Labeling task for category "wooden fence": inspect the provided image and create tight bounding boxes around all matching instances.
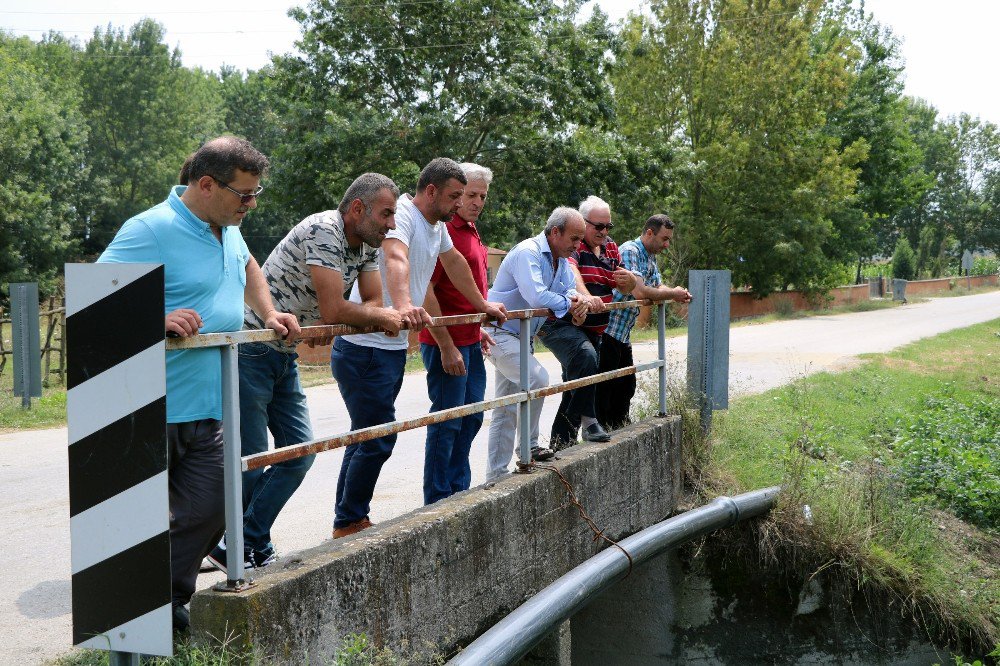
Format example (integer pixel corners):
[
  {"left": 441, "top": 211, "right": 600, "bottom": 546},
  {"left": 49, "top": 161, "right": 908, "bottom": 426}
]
[{"left": 0, "top": 295, "right": 67, "bottom": 386}]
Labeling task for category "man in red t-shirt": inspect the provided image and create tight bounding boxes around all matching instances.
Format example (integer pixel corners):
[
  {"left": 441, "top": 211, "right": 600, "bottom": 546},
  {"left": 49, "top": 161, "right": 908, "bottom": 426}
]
[{"left": 419, "top": 163, "right": 496, "bottom": 504}]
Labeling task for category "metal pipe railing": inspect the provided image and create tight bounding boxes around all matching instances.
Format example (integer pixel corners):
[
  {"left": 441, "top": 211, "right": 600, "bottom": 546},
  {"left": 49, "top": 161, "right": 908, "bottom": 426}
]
[
  {"left": 167, "top": 299, "right": 670, "bottom": 588},
  {"left": 447, "top": 486, "right": 781, "bottom": 666}
]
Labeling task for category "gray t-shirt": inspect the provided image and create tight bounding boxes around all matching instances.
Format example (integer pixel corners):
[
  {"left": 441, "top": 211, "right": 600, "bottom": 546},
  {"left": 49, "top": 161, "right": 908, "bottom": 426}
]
[
  {"left": 246, "top": 209, "right": 379, "bottom": 350},
  {"left": 343, "top": 194, "right": 453, "bottom": 350}
]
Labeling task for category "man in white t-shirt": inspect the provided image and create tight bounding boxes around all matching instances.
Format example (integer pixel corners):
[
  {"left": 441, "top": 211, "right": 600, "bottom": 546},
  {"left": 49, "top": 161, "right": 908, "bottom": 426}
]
[{"left": 331, "top": 158, "right": 508, "bottom": 538}]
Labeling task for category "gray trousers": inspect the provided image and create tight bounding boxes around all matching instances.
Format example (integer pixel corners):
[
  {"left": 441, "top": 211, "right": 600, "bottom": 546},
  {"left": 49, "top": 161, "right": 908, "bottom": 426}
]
[
  {"left": 167, "top": 419, "right": 225, "bottom": 607},
  {"left": 485, "top": 328, "right": 549, "bottom": 481}
]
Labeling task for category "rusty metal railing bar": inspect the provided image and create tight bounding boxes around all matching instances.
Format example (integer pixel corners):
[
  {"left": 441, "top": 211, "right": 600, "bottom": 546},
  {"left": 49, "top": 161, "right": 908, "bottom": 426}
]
[
  {"left": 165, "top": 300, "right": 656, "bottom": 350},
  {"left": 242, "top": 359, "right": 664, "bottom": 472}
]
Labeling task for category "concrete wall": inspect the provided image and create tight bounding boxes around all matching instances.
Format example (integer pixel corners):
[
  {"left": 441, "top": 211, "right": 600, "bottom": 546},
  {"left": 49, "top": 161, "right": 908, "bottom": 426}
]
[
  {"left": 191, "top": 416, "right": 682, "bottom": 664},
  {"left": 901, "top": 274, "right": 998, "bottom": 296}
]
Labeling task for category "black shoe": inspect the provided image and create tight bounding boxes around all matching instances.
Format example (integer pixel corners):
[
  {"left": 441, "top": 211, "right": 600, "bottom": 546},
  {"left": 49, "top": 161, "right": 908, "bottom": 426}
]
[
  {"left": 581, "top": 423, "right": 611, "bottom": 443},
  {"left": 531, "top": 446, "right": 555, "bottom": 462},
  {"left": 205, "top": 542, "right": 277, "bottom": 577},
  {"left": 172, "top": 604, "right": 190, "bottom": 633}
]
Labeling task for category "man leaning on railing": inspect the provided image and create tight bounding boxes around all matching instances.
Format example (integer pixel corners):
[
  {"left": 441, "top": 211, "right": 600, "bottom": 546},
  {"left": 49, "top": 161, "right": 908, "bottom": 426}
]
[
  {"left": 539, "top": 195, "right": 638, "bottom": 448},
  {"left": 204, "top": 173, "right": 404, "bottom": 577},
  {"left": 97, "top": 136, "right": 300, "bottom": 634},
  {"left": 596, "top": 214, "right": 692, "bottom": 430},
  {"left": 418, "top": 163, "right": 497, "bottom": 506},
  {"left": 484, "top": 207, "right": 596, "bottom": 481},
  {"left": 330, "top": 158, "right": 507, "bottom": 539}
]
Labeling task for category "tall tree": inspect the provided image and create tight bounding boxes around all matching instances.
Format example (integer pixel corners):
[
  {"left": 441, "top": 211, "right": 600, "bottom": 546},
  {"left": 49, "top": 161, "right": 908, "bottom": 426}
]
[
  {"left": 255, "top": 0, "right": 669, "bottom": 252},
  {"left": 78, "top": 19, "right": 224, "bottom": 256},
  {"left": 615, "top": 0, "right": 867, "bottom": 296},
  {"left": 0, "top": 34, "right": 90, "bottom": 294},
  {"left": 825, "top": 14, "right": 929, "bottom": 277}
]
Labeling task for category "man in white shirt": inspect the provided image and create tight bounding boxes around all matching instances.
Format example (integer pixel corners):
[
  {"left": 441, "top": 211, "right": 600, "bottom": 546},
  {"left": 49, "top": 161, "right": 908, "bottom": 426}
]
[{"left": 331, "top": 158, "right": 507, "bottom": 538}]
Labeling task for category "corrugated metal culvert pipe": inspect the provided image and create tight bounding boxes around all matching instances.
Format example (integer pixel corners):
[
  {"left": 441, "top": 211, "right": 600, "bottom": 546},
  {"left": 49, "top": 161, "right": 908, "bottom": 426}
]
[{"left": 448, "top": 487, "right": 782, "bottom": 666}]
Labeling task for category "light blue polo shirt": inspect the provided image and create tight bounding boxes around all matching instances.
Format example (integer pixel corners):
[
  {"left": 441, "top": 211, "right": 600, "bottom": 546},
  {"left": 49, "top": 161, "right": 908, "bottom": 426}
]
[{"left": 99, "top": 185, "right": 250, "bottom": 423}]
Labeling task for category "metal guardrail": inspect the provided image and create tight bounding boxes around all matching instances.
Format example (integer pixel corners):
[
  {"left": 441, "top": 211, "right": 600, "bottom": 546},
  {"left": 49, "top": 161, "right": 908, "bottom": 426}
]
[
  {"left": 166, "top": 299, "right": 671, "bottom": 588},
  {"left": 447, "top": 486, "right": 781, "bottom": 666}
]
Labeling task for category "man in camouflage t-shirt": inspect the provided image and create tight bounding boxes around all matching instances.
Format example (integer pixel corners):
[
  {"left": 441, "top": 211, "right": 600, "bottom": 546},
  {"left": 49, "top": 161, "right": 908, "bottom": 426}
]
[{"left": 206, "top": 173, "right": 404, "bottom": 575}]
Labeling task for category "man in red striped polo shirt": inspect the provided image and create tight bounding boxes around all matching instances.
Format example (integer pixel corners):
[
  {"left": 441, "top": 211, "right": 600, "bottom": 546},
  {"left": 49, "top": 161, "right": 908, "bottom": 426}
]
[{"left": 537, "top": 195, "right": 638, "bottom": 447}]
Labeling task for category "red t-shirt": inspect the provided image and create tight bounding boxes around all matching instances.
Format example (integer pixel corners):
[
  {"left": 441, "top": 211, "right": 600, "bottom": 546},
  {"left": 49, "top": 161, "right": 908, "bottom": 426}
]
[{"left": 418, "top": 213, "right": 489, "bottom": 347}]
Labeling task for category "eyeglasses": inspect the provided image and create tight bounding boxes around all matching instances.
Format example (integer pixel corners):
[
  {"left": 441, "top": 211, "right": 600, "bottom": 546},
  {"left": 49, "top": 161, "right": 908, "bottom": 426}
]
[
  {"left": 213, "top": 178, "right": 264, "bottom": 205},
  {"left": 584, "top": 218, "right": 614, "bottom": 232}
]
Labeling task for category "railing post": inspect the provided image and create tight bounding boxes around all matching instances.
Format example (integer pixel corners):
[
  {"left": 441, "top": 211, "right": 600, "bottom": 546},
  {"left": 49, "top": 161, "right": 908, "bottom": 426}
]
[
  {"left": 220, "top": 344, "right": 248, "bottom": 588},
  {"left": 109, "top": 652, "right": 139, "bottom": 666},
  {"left": 657, "top": 302, "right": 667, "bottom": 416},
  {"left": 517, "top": 317, "right": 532, "bottom": 472}
]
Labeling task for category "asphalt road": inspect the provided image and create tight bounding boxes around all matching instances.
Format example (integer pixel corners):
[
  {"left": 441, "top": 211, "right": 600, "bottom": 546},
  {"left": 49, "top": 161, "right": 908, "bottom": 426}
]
[{"left": 2, "top": 291, "right": 998, "bottom": 665}]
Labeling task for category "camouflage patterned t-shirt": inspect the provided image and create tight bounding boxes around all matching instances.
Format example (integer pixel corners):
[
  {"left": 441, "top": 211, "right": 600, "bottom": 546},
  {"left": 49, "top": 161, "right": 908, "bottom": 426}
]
[{"left": 245, "top": 209, "right": 379, "bottom": 350}]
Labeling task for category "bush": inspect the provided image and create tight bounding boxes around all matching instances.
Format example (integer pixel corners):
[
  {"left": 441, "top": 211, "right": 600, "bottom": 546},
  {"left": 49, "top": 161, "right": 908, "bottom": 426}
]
[
  {"left": 892, "top": 238, "right": 917, "bottom": 280},
  {"left": 892, "top": 388, "right": 1000, "bottom": 529}
]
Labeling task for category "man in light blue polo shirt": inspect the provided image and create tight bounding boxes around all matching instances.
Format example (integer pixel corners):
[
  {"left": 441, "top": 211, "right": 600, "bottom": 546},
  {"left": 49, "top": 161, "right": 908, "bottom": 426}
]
[
  {"left": 98, "top": 136, "right": 299, "bottom": 632},
  {"left": 484, "top": 207, "right": 591, "bottom": 480}
]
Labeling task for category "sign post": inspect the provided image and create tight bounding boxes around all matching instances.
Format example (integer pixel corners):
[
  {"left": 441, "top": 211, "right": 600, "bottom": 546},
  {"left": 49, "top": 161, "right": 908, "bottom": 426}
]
[
  {"left": 66, "top": 263, "right": 172, "bottom": 659},
  {"left": 686, "top": 270, "right": 731, "bottom": 432},
  {"left": 11, "top": 282, "right": 42, "bottom": 409}
]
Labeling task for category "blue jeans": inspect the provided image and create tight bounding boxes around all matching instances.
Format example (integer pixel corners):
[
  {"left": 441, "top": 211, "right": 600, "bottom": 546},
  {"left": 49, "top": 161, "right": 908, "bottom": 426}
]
[
  {"left": 331, "top": 338, "right": 406, "bottom": 529},
  {"left": 537, "top": 319, "right": 601, "bottom": 446},
  {"left": 421, "top": 342, "right": 487, "bottom": 504},
  {"left": 238, "top": 342, "right": 315, "bottom": 551}
]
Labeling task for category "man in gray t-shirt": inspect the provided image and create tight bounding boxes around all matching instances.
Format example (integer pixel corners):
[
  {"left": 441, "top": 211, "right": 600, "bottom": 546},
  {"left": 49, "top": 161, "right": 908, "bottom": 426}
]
[
  {"left": 331, "top": 158, "right": 508, "bottom": 539},
  {"left": 206, "top": 173, "right": 404, "bottom": 576}
]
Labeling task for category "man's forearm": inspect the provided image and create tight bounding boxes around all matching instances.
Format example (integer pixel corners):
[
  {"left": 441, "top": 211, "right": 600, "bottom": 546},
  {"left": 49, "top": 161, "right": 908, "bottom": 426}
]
[
  {"left": 322, "top": 299, "right": 392, "bottom": 329},
  {"left": 385, "top": 254, "right": 413, "bottom": 309}
]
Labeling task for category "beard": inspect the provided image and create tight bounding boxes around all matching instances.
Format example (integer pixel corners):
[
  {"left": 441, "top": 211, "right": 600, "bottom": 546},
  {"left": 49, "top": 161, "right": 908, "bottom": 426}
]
[{"left": 357, "top": 215, "right": 387, "bottom": 247}]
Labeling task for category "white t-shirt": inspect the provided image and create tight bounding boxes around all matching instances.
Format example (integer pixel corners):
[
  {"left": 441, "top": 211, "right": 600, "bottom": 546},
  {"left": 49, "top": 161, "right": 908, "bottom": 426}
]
[{"left": 343, "top": 194, "right": 454, "bottom": 350}]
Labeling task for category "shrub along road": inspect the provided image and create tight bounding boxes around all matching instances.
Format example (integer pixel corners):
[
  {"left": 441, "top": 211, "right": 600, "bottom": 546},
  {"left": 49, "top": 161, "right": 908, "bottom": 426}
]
[{"left": 2, "top": 290, "right": 999, "bottom": 665}]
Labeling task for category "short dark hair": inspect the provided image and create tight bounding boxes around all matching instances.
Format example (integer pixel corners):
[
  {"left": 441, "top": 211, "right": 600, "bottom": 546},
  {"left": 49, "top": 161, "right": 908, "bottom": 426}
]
[
  {"left": 186, "top": 136, "right": 269, "bottom": 183},
  {"left": 178, "top": 152, "right": 194, "bottom": 185},
  {"left": 544, "top": 207, "right": 583, "bottom": 235},
  {"left": 338, "top": 173, "right": 400, "bottom": 216},
  {"left": 644, "top": 213, "right": 675, "bottom": 234},
  {"left": 416, "top": 157, "right": 467, "bottom": 193}
]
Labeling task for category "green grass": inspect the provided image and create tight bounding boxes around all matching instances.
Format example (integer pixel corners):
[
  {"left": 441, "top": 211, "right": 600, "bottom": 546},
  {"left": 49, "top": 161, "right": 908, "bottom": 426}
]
[
  {"left": 50, "top": 632, "right": 439, "bottom": 665},
  {"left": 0, "top": 366, "right": 67, "bottom": 432},
  {"left": 702, "top": 319, "right": 1000, "bottom": 655}
]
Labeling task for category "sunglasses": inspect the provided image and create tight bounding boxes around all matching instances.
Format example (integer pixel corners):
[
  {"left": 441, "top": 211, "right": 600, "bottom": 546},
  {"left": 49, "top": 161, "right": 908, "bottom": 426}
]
[
  {"left": 584, "top": 218, "right": 614, "bottom": 232},
  {"left": 214, "top": 177, "right": 264, "bottom": 205}
]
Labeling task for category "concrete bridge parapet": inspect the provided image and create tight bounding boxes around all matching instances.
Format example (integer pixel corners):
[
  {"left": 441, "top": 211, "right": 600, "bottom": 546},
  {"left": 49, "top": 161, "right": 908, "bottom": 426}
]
[{"left": 191, "top": 416, "right": 682, "bottom": 663}]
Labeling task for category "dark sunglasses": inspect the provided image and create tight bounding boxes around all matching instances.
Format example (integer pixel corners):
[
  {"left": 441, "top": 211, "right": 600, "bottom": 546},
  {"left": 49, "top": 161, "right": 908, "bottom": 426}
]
[
  {"left": 584, "top": 218, "right": 614, "bottom": 232},
  {"left": 214, "top": 177, "right": 264, "bottom": 205}
]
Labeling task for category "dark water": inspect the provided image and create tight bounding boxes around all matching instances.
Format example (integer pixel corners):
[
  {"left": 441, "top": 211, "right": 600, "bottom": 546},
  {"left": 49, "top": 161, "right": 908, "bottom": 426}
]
[{"left": 569, "top": 551, "right": 952, "bottom": 665}]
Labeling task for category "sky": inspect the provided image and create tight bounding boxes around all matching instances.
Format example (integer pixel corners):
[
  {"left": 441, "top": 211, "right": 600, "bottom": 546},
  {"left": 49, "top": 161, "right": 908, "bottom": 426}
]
[{"left": 1, "top": 0, "right": 997, "bottom": 125}]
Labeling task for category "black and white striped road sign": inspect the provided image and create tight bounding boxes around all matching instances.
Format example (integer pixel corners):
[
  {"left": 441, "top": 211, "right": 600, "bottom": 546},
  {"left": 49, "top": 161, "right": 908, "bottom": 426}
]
[{"left": 66, "top": 263, "right": 172, "bottom": 657}]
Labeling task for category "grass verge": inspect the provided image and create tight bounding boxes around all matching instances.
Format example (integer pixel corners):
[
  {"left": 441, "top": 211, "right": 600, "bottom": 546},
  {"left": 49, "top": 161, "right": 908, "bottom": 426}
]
[
  {"left": 50, "top": 632, "right": 441, "bottom": 665},
  {"left": 699, "top": 319, "right": 999, "bottom": 657}
]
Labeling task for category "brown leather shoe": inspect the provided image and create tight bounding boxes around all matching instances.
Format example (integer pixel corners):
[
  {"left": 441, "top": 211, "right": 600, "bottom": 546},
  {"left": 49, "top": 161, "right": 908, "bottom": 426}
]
[{"left": 333, "top": 518, "right": 374, "bottom": 539}]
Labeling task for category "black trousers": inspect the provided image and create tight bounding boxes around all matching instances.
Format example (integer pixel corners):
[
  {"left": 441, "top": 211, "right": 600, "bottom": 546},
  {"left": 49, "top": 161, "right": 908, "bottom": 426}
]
[
  {"left": 595, "top": 333, "right": 635, "bottom": 430},
  {"left": 167, "top": 419, "right": 225, "bottom": 607}
]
